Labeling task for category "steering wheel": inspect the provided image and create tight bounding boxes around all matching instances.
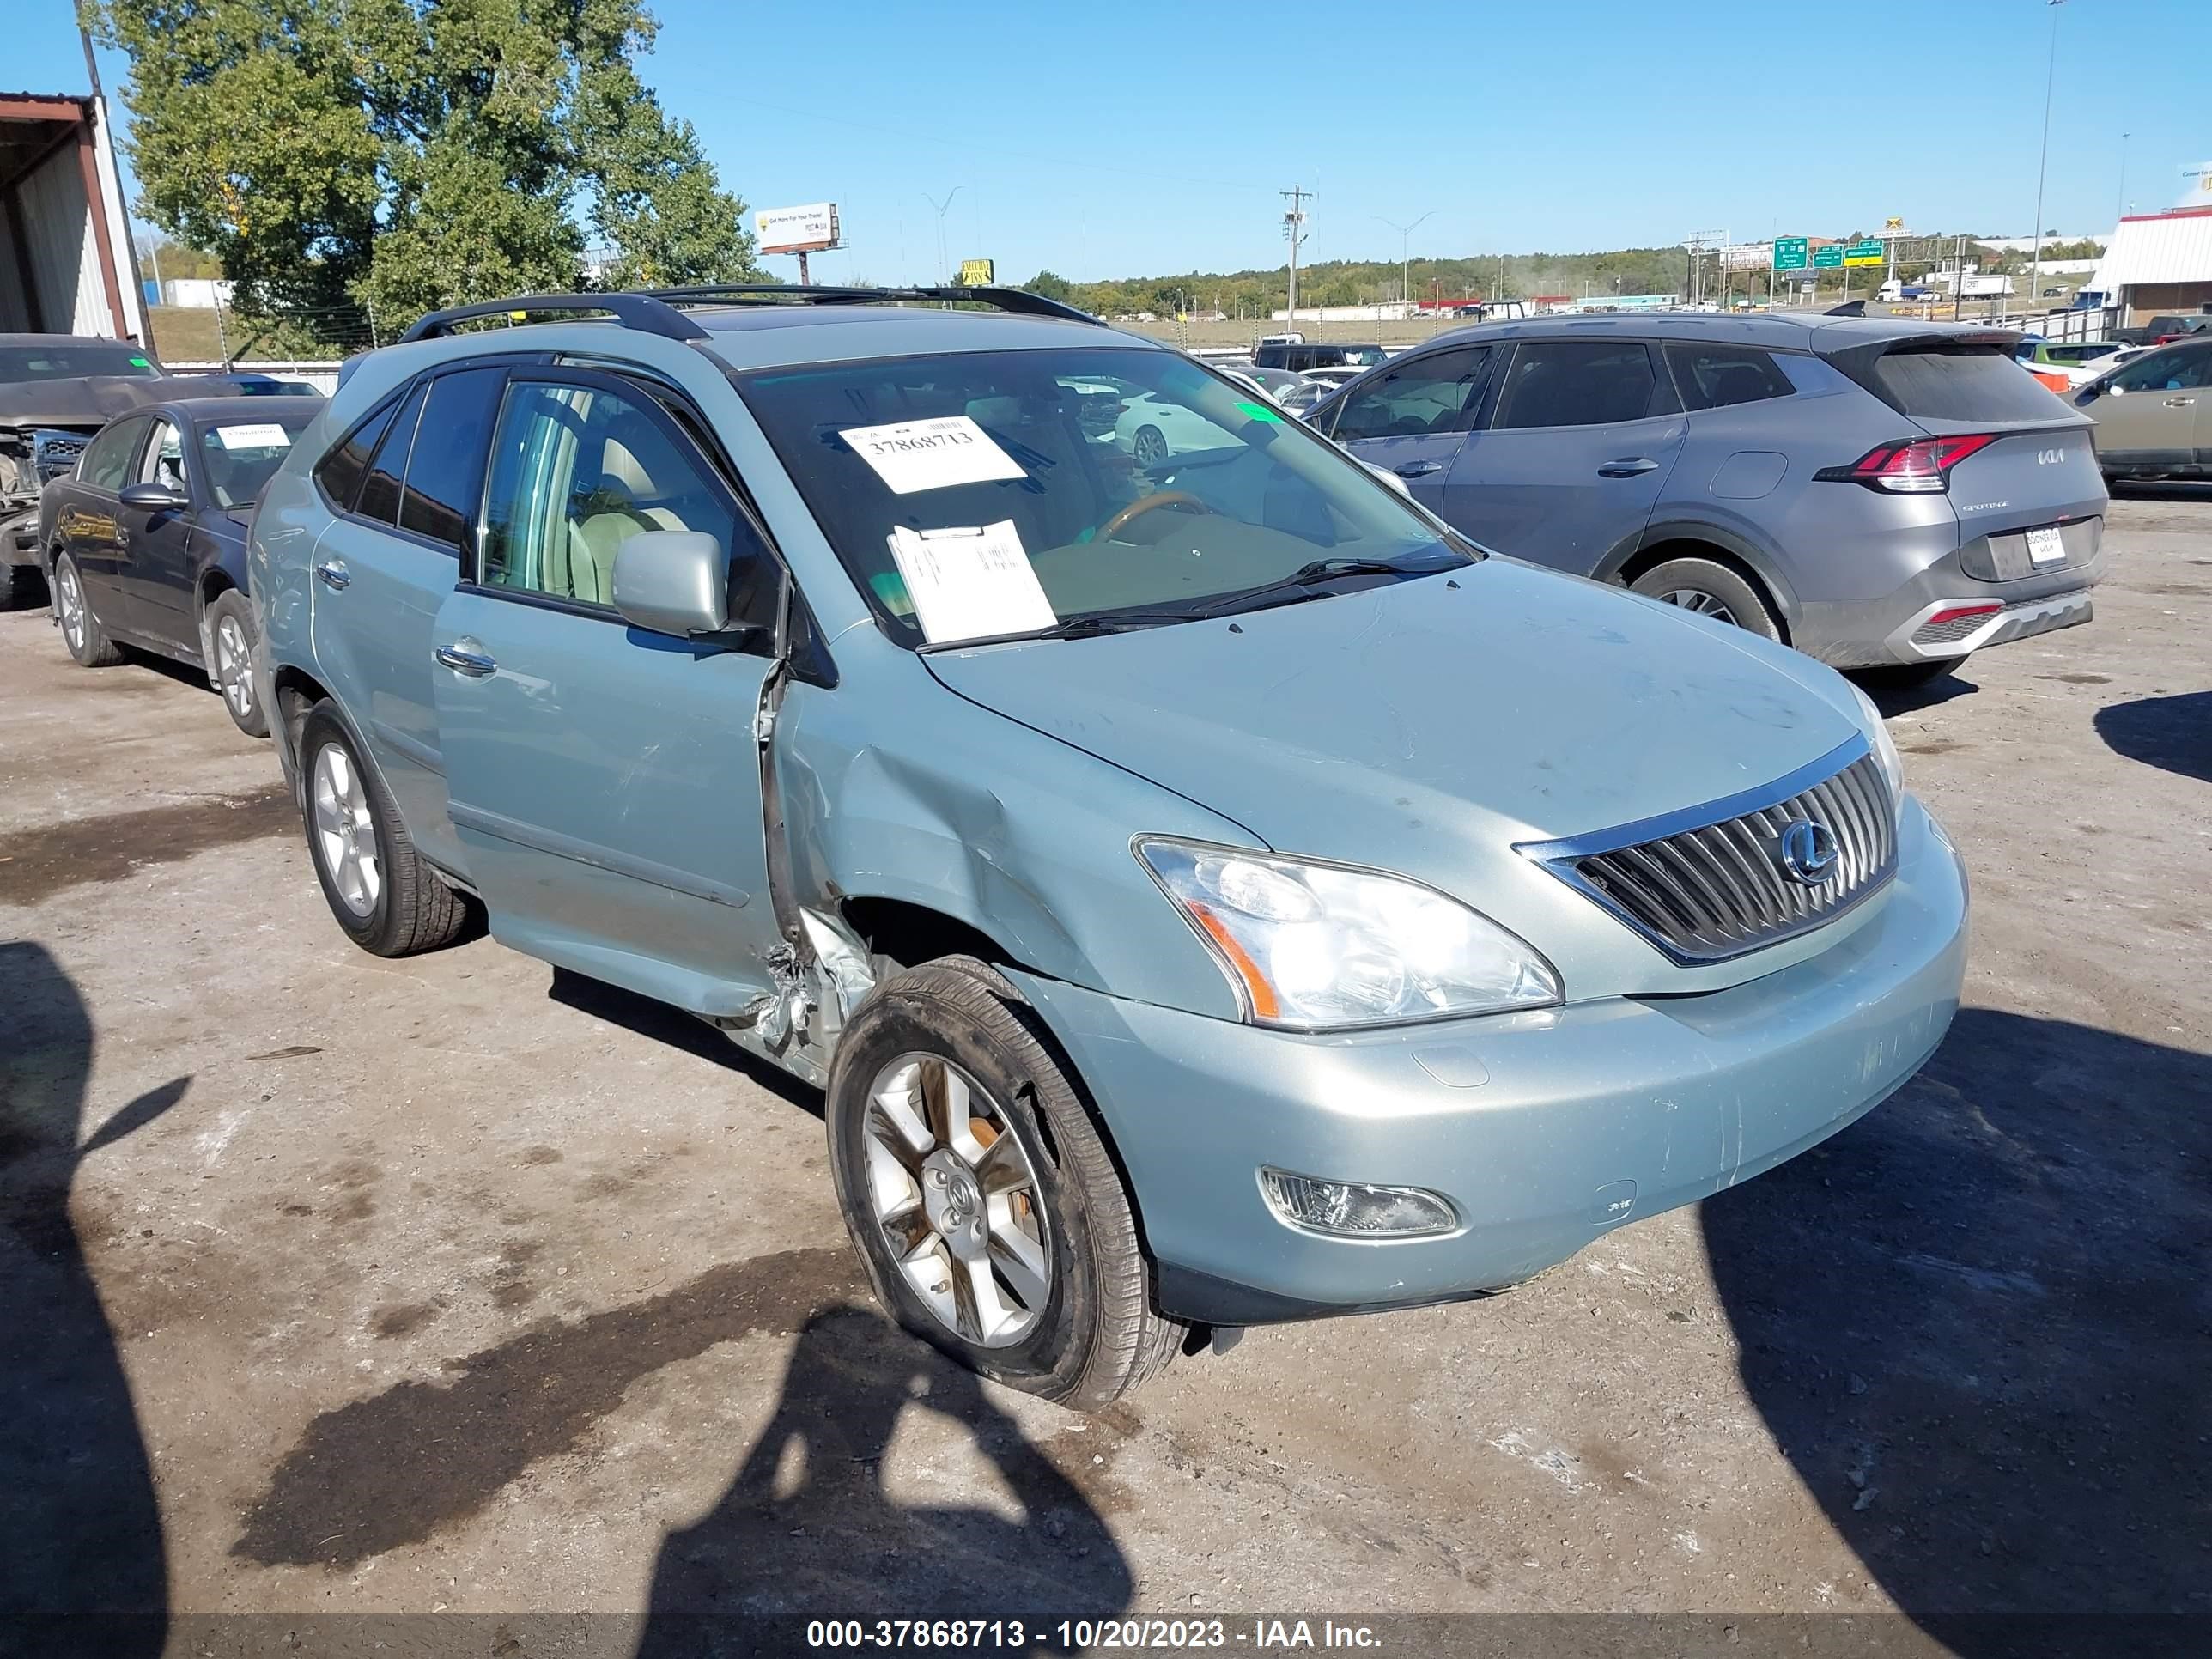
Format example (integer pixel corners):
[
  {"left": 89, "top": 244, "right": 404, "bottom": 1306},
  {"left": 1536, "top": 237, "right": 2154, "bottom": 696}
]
[{"left": 1096, "top": 490, "right": 1212, "bottom": 543}]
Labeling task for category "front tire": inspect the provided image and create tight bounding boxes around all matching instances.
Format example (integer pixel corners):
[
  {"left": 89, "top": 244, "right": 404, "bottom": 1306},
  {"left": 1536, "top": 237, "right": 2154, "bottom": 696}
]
[
  {"left": 297, "top": 701, "right": 468, "bottom": 957},
  {"left": 1629, "top": 556, "right": 1783, "bottom": 641},
  {"left": 204, "top": 590, "right": 269, "bottom": 738},
  {"left": 825, "top": 957, "right": 1182, "bottom": 1410},
  {"left": 1131, "top": 425, "right": 1169, "bottom": 468}
]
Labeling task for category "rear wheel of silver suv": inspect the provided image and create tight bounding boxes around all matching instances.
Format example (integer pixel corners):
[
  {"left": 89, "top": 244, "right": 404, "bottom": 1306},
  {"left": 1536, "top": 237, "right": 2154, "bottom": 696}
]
[
  {"left": 1629, "top": 556, "right": 1782, "bottom": 642},
  {"left": 824, "top": 956, "right": 1183, "bottom": 1410},
  {"left": 297, "top": 701, "right": 470, "bottom": 957}
]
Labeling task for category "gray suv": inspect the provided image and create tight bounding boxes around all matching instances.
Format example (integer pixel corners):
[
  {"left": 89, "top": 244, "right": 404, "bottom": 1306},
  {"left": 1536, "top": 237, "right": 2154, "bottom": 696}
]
[
  {"left": 1307, "top": 313, "right": 2107, "bottom": 684},
  {"left": 252, "top": 287, "right": 1966, "bottom": 1407}
]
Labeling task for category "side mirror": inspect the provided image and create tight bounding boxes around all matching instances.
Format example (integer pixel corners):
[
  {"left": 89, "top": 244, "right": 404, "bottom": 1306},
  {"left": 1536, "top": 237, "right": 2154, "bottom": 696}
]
[
  {"left": 611, "top": 530, "right": 731, "bottom": 638},
  {"left": 119, "top": 480, "right": 188, "bottom": 512}
]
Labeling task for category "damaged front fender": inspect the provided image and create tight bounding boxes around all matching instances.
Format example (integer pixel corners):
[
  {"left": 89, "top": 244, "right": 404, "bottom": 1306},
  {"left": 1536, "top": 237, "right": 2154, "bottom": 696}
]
[{"left": 769, "top": 671, "right": 1255, "bottom": 1026}]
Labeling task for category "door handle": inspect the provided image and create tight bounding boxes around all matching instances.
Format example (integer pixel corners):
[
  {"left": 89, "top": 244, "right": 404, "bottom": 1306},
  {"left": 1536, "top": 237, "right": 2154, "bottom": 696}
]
[
  {"left": 2164, "top": 396, "right": 2197, "bottom": 407},
  {"left": 1393, "top": 460, "right": 1445, "bottom": 478},
  {"left": 315, "top": 559, "right": 351, "bottom": 591},
  {"left": 1598, "top": 457, "right": 1660, "bottom": 477},
  {"left": 434, "top": 641, "right": 497, "bottom": 678}
]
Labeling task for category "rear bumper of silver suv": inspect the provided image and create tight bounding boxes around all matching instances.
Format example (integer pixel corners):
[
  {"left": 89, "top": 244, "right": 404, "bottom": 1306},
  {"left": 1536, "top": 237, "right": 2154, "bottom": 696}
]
[{"left": 1794, "top": 518, "right": 2106, "bottom": 669}]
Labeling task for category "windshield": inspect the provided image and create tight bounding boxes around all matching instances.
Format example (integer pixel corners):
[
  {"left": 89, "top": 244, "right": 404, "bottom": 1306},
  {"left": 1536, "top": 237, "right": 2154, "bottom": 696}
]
[
  {"left": 0, "top": 344, "right": 161, "bottom": 382},
  {"left": 1340, "top": 346, "right": 1389, "bottom": 367},
  {"left": 197, "top": 413, "right": 315, "bottom": 509},
  {"left": 738, "top": 346, "right": 1474, "bottom": 647}
]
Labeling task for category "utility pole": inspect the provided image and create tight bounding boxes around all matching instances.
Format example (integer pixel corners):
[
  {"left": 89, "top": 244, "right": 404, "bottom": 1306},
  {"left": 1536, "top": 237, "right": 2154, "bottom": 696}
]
[
  {"left": 2028, "top": 0, "right": 2066, "bottom": 312},
  {"left": 2117, "top": 131, "right": 2130, "bottom": 222},
  {"left": 923, "top": 187, "right": 963, "bottom": 287},
  {"left": 1281, "top": 186, "right": 1310, "bottom": 331},
  {"left": 1374, "top": 210, "right": 1433, "bottom": 315}
]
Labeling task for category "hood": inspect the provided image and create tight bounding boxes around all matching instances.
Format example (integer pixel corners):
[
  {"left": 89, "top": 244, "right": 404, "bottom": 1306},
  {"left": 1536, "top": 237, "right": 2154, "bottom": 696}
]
[
  {"left": 0, "top": 375, "right": 195, "bottom": 430},
  {"left": 922, "top": 559, "right": 1864, "bottom": 904}
]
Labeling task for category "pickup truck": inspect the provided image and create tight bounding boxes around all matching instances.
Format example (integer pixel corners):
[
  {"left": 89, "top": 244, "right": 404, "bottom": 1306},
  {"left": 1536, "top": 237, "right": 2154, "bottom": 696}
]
[{"left": 2111, "top": 314, "right": 2212, "bottom": 347}]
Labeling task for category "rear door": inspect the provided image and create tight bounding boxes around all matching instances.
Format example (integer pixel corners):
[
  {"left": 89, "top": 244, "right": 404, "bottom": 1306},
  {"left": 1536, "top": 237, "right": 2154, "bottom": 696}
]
[
  {"left": 1447, "top": 337, "right": 1686, "bottom": 571},
  {"left": 1322, "top": 344, "right": 1495, "bottom": 515},
  {"left": 57, "top": 415, "right": 150, "bottom": 617},
  {"left": 307, "top": 368, "right": 505, "bottom": 874},
  {"left": 429, "top": 368, "right": 784, "bottom": 1016},
  {"left": 2081, "top": 344, "right": 2210, "bottom": 471}
]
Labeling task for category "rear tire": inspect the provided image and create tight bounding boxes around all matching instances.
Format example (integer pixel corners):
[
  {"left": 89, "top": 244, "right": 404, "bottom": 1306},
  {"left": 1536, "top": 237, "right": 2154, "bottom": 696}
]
[
  {"left": 1628, "top": 556, "right": 1783, "bottom": 641},
  {"left": 1132, "top": 425, "right": 1169, "bottom": 468},
  {"left": 825, "top": 956, "right": 1183, "bottom": 1411},
  {"left": 297, "top": 701, "right": 469, "bottom": 957},
  {"left": 52, "top": 552, "right": 124, "bottom": 665},
  {"left": 204, "top": 590, "right": 269, "bottom": 738},
  {"left": 1854, "top": 656, "right": 1966, "bottom": 690}
]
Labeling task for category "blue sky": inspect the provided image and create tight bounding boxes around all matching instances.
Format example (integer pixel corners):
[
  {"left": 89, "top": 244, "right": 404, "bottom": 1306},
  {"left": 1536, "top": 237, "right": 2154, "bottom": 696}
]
[{"left": 19, "top": 0, "right": 2208, "bottom": 283}]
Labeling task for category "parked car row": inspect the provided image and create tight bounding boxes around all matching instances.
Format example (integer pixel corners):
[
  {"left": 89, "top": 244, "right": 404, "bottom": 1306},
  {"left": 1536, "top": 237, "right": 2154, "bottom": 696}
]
[{"left": 23, "top": 284, "right": 2157, "bottom": 1413}]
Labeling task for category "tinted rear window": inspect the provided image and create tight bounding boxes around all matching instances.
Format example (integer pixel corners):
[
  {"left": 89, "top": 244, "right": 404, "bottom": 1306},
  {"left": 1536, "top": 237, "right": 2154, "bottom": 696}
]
[
  {"left": 1870, "top": 348, "right": 2065, "bottom": 422},
  {"left": 357, "top": 380, "right": 428, "bottom": 525}
]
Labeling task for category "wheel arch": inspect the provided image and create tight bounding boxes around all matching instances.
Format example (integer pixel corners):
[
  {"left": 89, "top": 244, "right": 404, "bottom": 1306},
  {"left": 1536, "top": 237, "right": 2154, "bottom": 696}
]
[{"left": 1610, "top": 524, "right": 1797, "bottom": 642}]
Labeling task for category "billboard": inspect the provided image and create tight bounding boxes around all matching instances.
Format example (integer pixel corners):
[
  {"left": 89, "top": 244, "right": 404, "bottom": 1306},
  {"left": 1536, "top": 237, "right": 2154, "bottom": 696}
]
[
  {"left": 957, "top": 258, "right": 995, "bottom": 287},
  {"left": 756, "top": 202, "right": 840, "bottom": 255}
]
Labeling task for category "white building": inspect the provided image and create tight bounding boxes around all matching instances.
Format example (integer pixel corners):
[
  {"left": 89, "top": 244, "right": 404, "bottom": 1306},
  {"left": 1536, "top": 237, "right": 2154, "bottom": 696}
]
[{"left": 2084, "top": 165, "right": 2212, "bottom": 324}]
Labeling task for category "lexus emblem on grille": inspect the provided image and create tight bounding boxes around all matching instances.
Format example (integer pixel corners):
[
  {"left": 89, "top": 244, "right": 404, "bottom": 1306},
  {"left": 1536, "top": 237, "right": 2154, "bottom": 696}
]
[{"left": 1776, "top": 818, "right": 1840, "bottom": 885}]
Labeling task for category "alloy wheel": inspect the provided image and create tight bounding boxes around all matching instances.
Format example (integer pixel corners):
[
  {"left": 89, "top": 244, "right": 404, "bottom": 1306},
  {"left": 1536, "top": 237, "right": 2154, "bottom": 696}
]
[
  {"left": 56, "top": 561, "right": 85, "bottom": 650},
  {"left": 1656, "top": 587, "right": 1741, "bottom": 627},
  {"left": 862, "top": 1054, "right": 1052, "bottom": 1348},
  {"left": 311, "top": 743, "right": 381, "bottom": 917},
  {"left": 216, "top": 614, "right": 254, "bottom": 718}
]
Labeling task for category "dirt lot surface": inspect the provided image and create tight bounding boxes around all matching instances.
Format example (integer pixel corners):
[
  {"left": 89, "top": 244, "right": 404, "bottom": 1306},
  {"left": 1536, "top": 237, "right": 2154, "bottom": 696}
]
[{"left": 3, "top": 489, "right": 2207, "bottom": 1656}]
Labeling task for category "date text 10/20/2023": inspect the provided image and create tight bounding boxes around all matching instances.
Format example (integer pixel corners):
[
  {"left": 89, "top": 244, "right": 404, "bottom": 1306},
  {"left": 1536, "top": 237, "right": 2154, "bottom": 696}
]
[{"left": 806, "top": 1619, "right": 1383, "bottom": 1650}]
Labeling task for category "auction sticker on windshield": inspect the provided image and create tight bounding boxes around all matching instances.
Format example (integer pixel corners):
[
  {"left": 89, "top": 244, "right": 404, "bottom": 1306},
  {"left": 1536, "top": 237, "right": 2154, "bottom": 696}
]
[
  {"left": 887, "top": 520, "right": 1055, "bottom": 643},
  {"left": 215, "top": 423, "right": 293, "bottom": 450},
  {"left": 841, "top": 416, "right": 1025, "bottom": 495}
]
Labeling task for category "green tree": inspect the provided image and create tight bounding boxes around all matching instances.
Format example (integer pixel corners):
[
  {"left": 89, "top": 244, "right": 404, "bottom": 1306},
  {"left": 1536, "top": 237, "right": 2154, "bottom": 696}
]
[
  {"left": 84, "top": 0, "right": 759, "bottom": 337},
  {"left": 1024, "top": 270, "right": 1074, "bottom": 301}
]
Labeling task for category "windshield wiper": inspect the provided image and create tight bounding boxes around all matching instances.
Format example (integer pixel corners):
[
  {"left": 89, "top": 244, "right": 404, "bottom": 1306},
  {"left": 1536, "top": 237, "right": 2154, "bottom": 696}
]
[
  {"left": 1031, "top": 608, "right": 1211, "bottom": 640},
  {"left": 1194, "top": 556, "right": 1439, "bottom": 618}
]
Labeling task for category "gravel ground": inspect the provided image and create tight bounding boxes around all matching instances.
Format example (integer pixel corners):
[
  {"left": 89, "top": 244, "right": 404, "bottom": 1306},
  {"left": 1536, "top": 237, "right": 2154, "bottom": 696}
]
[{"left": 3, "top": 487, "right": 2206, "bottom": 1656}]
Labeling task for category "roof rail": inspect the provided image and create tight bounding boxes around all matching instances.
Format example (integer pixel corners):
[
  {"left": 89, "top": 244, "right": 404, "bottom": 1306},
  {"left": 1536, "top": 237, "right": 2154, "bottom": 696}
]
[
  {"left": 398, "top": 293, "right": 710, "bottom": 344},
  {"left": 641, "top": 283, "right": 1104, "bottom": 327}
]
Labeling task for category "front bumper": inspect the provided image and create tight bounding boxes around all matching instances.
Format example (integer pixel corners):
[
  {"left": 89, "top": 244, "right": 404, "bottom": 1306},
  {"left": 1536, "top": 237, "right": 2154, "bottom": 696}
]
[{"left": 1009, "top": 798, "right": 1967, "bottom": 1325}]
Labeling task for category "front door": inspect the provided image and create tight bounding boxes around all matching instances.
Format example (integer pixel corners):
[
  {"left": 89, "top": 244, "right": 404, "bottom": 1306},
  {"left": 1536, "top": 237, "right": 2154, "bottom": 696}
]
[
  {"left": 430, "top": 369, "right": 783, "bottom": 1016},
  {"left": 117, "top": 417, "right": 199, "bottom": 653},
  {"left": 2087, "top": 346, "right": 2210, "bottom": 470},
  {"left": 1325, "top": 343, "right": 1496, "bottom": 518},
  {"left": 1448, "top": 338, "right": 1686, "bottom": 573}
]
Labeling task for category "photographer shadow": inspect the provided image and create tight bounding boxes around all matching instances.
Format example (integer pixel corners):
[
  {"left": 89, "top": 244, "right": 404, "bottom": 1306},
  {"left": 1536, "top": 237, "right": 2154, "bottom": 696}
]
[
  {"left": 1, "top": 941, "right": 191, "bottom": 1656},
  {"left": 637, "top": 1305, "right": 1132, "bottom": 1656}
]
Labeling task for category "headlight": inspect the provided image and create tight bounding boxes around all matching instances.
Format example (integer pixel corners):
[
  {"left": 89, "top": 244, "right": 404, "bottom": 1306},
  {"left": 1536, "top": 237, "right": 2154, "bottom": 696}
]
[
  {"left": 1136, "top": 839, "right": 1561, "bottom": 1030},
  {"left": 1849, "top": 684, "right": 1906, "bottom": 814}
]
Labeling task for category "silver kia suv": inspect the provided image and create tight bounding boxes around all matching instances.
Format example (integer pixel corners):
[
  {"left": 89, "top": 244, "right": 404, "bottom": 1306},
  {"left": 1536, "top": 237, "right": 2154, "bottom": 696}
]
[{"left": 1308, "top": 313, "right": 2107, "bottom": 684}]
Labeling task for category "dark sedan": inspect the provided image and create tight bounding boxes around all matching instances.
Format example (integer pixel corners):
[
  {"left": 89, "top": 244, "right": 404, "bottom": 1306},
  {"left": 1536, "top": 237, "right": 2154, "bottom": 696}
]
[{"left": 39, "top": 396, "right": 323, "bottom": 736}]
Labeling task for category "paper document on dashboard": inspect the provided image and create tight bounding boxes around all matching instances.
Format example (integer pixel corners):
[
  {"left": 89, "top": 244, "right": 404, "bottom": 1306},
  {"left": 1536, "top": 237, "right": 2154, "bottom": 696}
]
[
  {"left": 841, "top": 416, "right": 1026, "bottom": 495},
  {"left": 887, "top": 520, "right": 1057, "bottom": 644}
]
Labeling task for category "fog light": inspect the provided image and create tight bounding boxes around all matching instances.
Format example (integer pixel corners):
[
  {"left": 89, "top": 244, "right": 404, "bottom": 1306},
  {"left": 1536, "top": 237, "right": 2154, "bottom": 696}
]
[{"left": 1258, "top": 1168, "right": 1459, "bottom": 1239}]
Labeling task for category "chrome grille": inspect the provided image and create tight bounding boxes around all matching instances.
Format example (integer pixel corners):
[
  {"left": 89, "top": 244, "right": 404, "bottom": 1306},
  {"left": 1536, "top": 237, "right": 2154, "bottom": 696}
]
[{"left": 1525, "top": 747, "right": 1898, "bottom": 963}]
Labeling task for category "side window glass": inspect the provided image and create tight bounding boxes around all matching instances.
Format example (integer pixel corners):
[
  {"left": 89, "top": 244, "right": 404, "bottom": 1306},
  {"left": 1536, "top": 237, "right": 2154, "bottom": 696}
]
[
  {"left": 399, "top": 368, "right": 505, "bottom": 557},
  {"left": 2112, "top": 350, "right": 2187, "bottom": 393},
  {"left": 479, "top": 379, "right": 743, "bottom": 612},
  {"left": 140, "top": 420, "right": 187, "bottom": 490},
  {"left": 1333, "top": 347, "right": 1492, "bottom": 442},
  {"left": 1493, "top": 342, "right": 1659, "bottom": 429},
  {"left": 357, "top": 380, "right": 428, "bottom": 526},
  {"left": 314, "top": 394, "right": 401, "bottom": 513},
  {"left": 1665, "top": 343, "right": 1795, "bottom": 411},
  {"left": 78, "top": 416, "right": 148, "bottom": 491}
]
